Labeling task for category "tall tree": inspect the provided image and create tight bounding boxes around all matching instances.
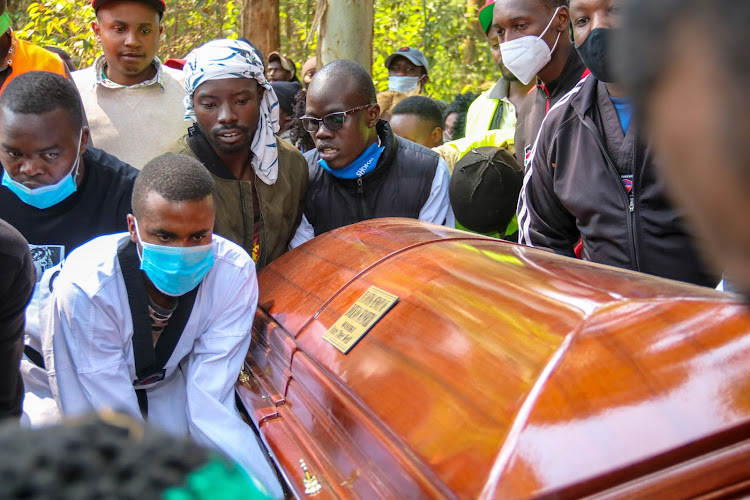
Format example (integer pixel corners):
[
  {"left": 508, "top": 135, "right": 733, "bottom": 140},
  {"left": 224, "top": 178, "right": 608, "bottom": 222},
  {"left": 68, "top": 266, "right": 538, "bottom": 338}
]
[
  {"left": 463, "top": 0, "right": 484, "bottom": 65},
  {"left": 242, "top": 0, "right": 280, "bottom": 61},
  {"left": 315, "top": 0, "right": 373, "bottom": 74}
]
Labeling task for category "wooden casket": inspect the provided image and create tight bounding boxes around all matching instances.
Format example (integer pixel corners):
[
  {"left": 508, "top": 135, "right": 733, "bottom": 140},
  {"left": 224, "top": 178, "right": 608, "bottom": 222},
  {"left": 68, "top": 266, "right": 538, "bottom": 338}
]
[{"left": 237, "top": 219, "right": 750, "bottom": 499}]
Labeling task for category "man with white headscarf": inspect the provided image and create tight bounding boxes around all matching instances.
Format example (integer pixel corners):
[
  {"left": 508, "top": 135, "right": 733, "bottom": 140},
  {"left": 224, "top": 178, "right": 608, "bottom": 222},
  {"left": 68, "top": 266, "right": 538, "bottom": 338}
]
[{"left": 164, "top": 39, "right": 308, "bottom": 269}]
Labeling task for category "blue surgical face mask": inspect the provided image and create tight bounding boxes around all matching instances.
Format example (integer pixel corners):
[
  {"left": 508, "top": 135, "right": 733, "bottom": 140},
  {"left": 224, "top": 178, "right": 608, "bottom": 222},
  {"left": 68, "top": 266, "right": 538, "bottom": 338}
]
[
  {"left": 388, "top": 76, "right": 421, "bottom": 93},
  {"left": 134, "top": 219, "right": 215, "bottom": 297},
  {"left": 1, "top": 130, "right": 83, "bottom": 210}
]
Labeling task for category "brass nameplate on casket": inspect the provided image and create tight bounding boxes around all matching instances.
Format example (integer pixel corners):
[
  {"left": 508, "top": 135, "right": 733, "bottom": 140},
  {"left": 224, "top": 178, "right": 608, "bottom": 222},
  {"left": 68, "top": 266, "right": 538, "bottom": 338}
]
[{"left": 324, "top": 286, "right": 399, "bottom": 354}]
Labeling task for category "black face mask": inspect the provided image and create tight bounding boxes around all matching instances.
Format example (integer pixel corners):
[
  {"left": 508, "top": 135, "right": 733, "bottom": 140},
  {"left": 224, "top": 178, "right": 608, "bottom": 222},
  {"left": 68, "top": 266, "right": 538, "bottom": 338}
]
[{"left": 576, "top": 28, "right": 616, "bottom": 83}]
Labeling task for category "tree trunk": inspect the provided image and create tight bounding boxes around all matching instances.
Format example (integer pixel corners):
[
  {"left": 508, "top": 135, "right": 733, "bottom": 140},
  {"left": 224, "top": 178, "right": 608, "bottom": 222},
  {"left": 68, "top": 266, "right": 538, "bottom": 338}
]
[
  {"left": 242, "top": 0, "right": 280, "bottom": 63},
  {"left": 317, "top": 0, "right": 374, "bottom": 75},
  {"left": 463, "top": 0, "right": 484, "bottom": 65}
]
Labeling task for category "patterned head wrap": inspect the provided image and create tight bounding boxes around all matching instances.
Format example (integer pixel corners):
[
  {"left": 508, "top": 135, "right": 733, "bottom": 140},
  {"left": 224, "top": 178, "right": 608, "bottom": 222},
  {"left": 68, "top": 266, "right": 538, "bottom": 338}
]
[{"left": 183, "top": 39, "right": 280, "bottom": 185}]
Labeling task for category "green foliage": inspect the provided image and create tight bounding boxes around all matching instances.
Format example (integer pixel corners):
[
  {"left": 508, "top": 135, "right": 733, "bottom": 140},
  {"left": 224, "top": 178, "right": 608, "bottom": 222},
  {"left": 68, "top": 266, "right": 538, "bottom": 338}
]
[
  {"left": 373, "top": 0, "right": 497, "bottom": 101},
  {"left": 279, "top": 0, "right": 317, "bottom": 64},
  {"left": 10, "top": 0, "right": 497, "bottom": 100},
  {"left": 277, "top": 0, "right": 498, "bottom": 102},
  {"left": 11, "top": 0, "right": 97, "bottom": 68},
  {"left": 10, "top": 0, "right": 239, "bottom": 69}
]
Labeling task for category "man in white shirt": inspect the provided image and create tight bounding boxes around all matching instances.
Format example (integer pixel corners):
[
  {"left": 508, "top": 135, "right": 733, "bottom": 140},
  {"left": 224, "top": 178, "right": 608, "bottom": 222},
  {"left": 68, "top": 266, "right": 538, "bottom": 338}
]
[
  {"left": 43, "top": 153, "right": 282, "bottom": 498},
  {"left": 73, "top": 0, "right": 189, "bottom": 169}
]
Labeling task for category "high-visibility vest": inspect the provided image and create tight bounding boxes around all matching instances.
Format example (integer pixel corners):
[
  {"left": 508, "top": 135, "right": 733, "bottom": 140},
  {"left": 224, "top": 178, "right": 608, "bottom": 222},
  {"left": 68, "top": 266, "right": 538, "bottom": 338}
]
[
  {"left": 465, "top": 88, "right": 516, "bottom": 138},
  {"left": 0, "top": 34, "right": 67, "bottom": 96}
]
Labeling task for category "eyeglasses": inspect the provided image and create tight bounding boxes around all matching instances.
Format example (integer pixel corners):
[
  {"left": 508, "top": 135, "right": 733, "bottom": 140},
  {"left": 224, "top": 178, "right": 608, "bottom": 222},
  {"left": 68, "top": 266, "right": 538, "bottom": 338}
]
[{"left": 300, "top": 104, "right": 374, "bottom": 133}]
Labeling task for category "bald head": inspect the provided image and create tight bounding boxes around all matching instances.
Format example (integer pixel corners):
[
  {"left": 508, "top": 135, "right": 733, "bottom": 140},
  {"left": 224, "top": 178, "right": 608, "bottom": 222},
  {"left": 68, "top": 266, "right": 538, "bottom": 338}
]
[{"left": 309, "top": 59, "right": 376, "bottom": 105}]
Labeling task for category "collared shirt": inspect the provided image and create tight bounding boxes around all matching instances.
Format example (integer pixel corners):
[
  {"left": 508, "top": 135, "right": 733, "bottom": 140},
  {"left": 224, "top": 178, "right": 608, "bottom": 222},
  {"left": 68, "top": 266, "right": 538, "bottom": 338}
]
[
  {"left": 93, "top": 54, "right": 165, "bottom": 91},
  {"left": 487, "top": 77, "right": 515, "bottom": 131},
  {"left": 488, "top": 76, "right": 510, "bottom": 101},
  {"left": 74, "top": 55, "right": 189, "bottom": 168},
  {"left": 465, "top": 77, "right": 516, "bottom": 140}
]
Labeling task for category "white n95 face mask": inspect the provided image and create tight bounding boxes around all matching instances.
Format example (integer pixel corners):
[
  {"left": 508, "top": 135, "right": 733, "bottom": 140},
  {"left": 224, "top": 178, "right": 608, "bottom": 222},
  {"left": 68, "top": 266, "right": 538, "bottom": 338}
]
[{"left": 499, "top": 6, "right": 562, "bottom": 85}]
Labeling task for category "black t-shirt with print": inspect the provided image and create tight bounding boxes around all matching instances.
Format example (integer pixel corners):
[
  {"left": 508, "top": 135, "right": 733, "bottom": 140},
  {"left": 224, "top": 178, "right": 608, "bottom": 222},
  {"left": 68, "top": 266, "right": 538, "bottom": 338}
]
[{"left": 0, "top": 146, "right": 138, "bottom": 282}]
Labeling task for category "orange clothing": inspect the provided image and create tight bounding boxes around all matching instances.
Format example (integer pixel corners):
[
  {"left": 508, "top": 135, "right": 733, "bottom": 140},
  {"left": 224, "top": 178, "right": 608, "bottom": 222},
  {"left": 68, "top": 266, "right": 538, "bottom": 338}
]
[{"left": 0, "top": 33, "right": 66, "bottom": 96}]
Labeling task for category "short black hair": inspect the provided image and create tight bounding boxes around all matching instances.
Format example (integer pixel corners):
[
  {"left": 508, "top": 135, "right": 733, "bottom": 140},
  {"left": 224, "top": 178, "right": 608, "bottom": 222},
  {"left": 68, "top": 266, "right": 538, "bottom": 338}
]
[
  {"left": 43, "top": 46, "right": 72, "bottom": 61},
  {"left": 391, "top": 96, "right": 444, "bottom": 130},
  {"left": 0, "top": 415, "right": 257, "bottom": 498},
  {"left": 443, "top": 92, "right": 478, "bottom": 140},
  {"left": 132, "top": 153, "right": 215, "bottom": 219},
  {"left": 290, "top": 89, "right": 316, "bottom": 152},
  {"left": 0, "top": 71, "right": 83, "bottom": 129},
  {"left": 312, "top": 59, "right": 377, "bottom": 105}
]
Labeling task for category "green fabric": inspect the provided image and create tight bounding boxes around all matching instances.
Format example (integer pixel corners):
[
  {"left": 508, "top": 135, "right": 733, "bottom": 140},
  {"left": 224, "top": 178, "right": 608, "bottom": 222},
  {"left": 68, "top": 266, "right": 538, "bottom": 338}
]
[
  {"left": 162, "top": 457, "right": 273, "bottom": 500},
  {"left": 456, "top": 214, "right": 518, "bottom": 239},
  {"left": 0, "top": 13, "right": 11, "bottom": 35},
  {"left": 465, "top": 88, "right": 516, "bottom": 139}
]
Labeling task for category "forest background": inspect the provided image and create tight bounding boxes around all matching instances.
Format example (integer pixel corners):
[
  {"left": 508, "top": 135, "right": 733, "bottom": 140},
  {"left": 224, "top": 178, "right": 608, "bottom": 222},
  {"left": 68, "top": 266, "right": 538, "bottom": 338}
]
[{"left": 9, "top": 0, "right": 498, "bottom": 101}]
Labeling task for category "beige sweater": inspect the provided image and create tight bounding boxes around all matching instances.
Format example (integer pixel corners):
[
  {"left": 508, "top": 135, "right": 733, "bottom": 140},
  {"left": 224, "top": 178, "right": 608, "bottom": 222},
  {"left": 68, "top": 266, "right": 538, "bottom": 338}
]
[{"left": 73, "top": 59, "right": 190, "bottom": 169}]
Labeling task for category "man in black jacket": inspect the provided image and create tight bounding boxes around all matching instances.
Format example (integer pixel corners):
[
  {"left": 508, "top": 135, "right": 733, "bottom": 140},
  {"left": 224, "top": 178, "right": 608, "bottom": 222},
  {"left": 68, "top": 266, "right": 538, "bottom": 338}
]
[
  {"left": 0, "top": 72, "right": 138, "bottom": 425},
  {"left": 0, "top": 220, "right": 34, "bottom": 421},
  {"left": 517, "top": 0, "right": 718, "bottom": 288},
  {"left": 290, "top": 60, "right": 452, "bottom": 246},
  {"left": 492, "top": 0, "right": 589, "bottom": 168}
]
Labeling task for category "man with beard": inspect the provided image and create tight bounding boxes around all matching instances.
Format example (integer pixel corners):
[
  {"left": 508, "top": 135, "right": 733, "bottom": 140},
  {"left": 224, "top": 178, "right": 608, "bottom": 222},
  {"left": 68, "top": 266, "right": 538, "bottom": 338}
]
[
  {"left": 165, "top": 39, "right": 308, "bottom": 269},
  {"left": 516, "top": 0, "right": 718, "bottom": 288},
  {"left": 465, "top": 0, "right": 534, "bottom": 139}
]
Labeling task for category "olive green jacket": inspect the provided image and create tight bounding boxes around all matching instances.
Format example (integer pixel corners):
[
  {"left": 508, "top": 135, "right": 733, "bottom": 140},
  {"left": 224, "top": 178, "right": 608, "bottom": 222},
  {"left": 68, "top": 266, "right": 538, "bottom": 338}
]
[{"left": 165, "top": 130, "right": 308, "bottom": 270}]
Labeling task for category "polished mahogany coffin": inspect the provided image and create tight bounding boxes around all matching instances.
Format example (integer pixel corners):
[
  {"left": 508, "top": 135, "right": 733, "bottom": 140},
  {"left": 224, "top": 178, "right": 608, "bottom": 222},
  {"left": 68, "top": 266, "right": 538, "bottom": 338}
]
[{"left": 236, "top": 219, "right": 750, "bottom": 499}]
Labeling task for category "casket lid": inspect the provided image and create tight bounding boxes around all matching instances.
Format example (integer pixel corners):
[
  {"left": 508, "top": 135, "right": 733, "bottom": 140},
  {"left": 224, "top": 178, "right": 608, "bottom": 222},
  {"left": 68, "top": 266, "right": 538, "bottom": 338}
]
[{"left": 242, "top": 219, "right": 750, "bottom": 499}]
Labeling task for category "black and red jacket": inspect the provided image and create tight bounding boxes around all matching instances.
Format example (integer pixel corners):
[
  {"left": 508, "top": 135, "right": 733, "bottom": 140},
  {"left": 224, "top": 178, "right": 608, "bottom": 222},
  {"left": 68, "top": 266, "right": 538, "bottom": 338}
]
[
  {"left": 514, "top": 45, "right": 589, "bottom": 169},
  {"left": 517, "top": 75, "right": 719, "bottom": 288}
]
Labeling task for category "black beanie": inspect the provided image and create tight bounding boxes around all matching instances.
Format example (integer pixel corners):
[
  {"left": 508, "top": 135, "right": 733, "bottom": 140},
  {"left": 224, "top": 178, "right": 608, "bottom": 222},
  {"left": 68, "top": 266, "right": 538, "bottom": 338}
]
[
  {"left": 449, "top": 146, "right": 524, "bottom": 234},
  {"left": 270, "top": 81, "right": 302, "bottom": 117}
]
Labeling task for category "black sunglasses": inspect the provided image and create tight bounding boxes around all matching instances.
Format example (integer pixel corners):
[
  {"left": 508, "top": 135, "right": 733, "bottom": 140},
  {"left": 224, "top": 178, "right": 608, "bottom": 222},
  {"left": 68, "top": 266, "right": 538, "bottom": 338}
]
[{"left": 300, "top": 104, "right": 374, "bottom": 133}]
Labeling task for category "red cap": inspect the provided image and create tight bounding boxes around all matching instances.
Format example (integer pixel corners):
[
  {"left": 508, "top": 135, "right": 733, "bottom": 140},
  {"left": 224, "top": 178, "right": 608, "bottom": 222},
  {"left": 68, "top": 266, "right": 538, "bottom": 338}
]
[
  {"left": 92, "top": 0, "right": 166, "bottom": 16},
  {"left": 164, "top": 58, "right": 185, "bottom": 70}
]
